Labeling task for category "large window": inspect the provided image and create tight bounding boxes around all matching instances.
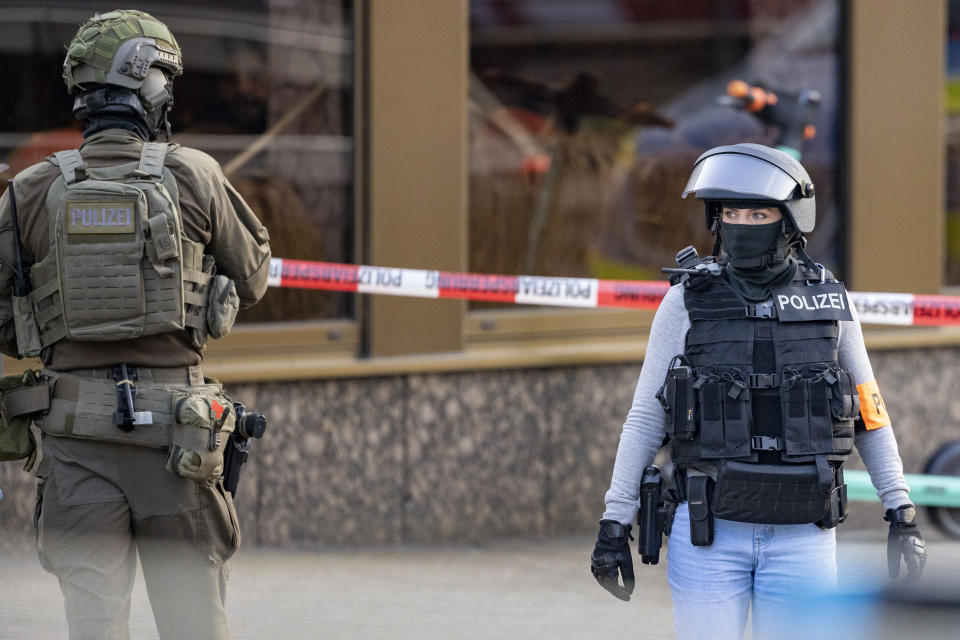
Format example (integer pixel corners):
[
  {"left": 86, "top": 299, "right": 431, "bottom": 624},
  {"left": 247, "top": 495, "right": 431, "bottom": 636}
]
[
  {"left": 469, "top": 0, "right": 843, "bottom": 303},
  {"left": 947, "top": 0, "right": 960, "bottom": 287},
  {"left": 0, "top": 1, "right": 354, "bottom": 322}
]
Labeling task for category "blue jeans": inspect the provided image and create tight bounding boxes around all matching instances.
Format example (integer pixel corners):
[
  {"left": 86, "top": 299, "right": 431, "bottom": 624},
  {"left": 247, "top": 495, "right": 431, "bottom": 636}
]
[{"left": 667, "top": 502, "right": 837, "bottom": 640}]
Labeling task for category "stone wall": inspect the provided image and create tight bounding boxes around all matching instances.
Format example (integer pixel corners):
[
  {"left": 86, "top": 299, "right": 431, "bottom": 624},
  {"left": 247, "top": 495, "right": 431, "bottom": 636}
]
[{"left": 2, "top": 345, "right": 957, "bottom": 547}]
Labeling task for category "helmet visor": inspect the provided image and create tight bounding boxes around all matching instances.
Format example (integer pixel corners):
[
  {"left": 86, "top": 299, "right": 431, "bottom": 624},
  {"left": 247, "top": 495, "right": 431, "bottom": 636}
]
[{"left": 682, "top": 153, "right": 799, "bottom": 201}]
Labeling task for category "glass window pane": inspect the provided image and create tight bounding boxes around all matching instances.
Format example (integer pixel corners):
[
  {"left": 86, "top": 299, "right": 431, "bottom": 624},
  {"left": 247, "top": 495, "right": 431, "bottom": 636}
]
[
  {"left": 0, "top": 1, "right": 354, "bottom": 322},
  {"left": 469, "top": 0, "right": 842, "bottom": 307},
  {"left": 947, "top": 0, "right": 960, "bottom": 286}
]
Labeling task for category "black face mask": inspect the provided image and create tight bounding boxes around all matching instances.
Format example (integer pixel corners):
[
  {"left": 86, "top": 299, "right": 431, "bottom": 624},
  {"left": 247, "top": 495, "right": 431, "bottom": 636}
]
[
  {"left": 720, "top": 220, "right": 782, "bottom": 261},
  {"left": 720, "top": 220, "right": 797, "bottom": 301}
]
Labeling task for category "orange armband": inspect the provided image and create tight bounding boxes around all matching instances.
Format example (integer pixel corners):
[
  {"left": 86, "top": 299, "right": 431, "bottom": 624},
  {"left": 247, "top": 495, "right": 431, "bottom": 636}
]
[{"left": 856, "top": 379, "right": 890, "bottom": 430}]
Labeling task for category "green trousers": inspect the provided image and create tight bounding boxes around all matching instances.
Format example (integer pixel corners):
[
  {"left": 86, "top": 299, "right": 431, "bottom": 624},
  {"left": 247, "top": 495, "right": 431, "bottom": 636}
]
[{"left": 35, "top": 434, "right": 240, "bottom": 640}]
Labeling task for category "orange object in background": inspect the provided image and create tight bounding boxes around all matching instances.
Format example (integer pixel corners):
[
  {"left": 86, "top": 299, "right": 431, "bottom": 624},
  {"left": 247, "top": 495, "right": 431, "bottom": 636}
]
[
  {"left": 727, "top": 79, "right": 749, "bottom": 98},
  {"left": 727, "top": 80, "right": 775, "bottom": 112},
  {"left": 521, "top": 153, "right": 551, "bottom": 175}
]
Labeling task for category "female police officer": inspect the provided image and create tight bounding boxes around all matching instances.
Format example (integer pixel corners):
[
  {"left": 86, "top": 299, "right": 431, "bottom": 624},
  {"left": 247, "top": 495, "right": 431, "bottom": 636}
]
[{"left": 590, "top": 143, "right": 926, "bottom": 639}]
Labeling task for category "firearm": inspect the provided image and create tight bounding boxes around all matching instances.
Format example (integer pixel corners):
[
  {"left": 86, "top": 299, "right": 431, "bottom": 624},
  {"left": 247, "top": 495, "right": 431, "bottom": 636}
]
[
  {"left": 661, "top": 245, "right": 722, "bottom": 283},
  {"left": 637, "top": 466, "right": 676, "bottom": 565},
  {"left": 223, "top": 402, "right": 267, "bottom": 497},
  {"left": 6, "top": 180, "right": 31, "bottom": 297}
]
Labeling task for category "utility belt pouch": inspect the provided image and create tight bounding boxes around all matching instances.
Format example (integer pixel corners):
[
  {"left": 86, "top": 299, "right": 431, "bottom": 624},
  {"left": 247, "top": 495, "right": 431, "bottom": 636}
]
[
  {"left": 817, "top": 466, "right": 848, "bottom": 529},
  {"left": 165, "top": 389, "right": 236, "bottom": 484},
  {"left": 205, "top": 274, "right": 239, "bottom": 339},
  {"left": 713, "top": 461, "right": 832, "bottom": 525},
  {"left": 687, "top": 475, "right": 714, "bottom": 547},
  {"left": 0, "top": 370, "right": 48, "bottom": 469},
  {"left": 13, "top": 293, "right": 42, "bottom": 358}
]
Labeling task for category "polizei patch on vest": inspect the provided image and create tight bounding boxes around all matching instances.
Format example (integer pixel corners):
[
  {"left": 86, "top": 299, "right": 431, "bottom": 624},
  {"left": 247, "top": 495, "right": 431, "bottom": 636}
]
[
  {"left": 771, "top": 282, "right": 853, "bottom": 322},
  {"left": 66, "top": 201, "right": 136, "bottom": 234}
]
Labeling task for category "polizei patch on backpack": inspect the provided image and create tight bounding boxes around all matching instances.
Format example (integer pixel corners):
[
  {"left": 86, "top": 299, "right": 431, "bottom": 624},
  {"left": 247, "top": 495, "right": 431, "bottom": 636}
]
[
  {"left": 66, "top": 201, "right": 136, "bottom": 234},
  {"left": 771, "top": 282, "right": 853, "bottom": 322}
]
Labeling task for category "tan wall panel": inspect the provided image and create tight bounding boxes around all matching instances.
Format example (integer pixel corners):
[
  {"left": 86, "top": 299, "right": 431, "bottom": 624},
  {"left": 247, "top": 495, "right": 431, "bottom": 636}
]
[
  {"left": 849, "top": 0, "right": 945, "bottom": 293},
  {"left": 365, "top": 1, "right": 468, "bottom": 355}
]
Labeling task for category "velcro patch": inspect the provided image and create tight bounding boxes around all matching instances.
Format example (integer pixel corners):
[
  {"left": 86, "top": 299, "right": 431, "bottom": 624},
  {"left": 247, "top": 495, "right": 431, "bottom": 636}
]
[
  {"left": 857, "top": 379, "right": 890, "bottom": 430},
  {"left": 211, "top": 399, "right": 225, "bottom": 420},
  {"left": 66, "top": 201, "right": 135, "bottom": 234}
]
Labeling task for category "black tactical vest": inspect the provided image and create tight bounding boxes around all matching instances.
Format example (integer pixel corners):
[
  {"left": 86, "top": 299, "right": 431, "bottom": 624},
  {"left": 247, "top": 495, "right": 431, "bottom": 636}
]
[{"left": 658, "top": 265, "right": 860, "bottom": 525}]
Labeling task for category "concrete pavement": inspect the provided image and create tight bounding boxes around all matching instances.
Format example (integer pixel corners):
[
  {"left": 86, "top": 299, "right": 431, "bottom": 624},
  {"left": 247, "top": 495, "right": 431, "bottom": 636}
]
[{"left": 1, "top": 532, "right": 958, "bottom": 639}]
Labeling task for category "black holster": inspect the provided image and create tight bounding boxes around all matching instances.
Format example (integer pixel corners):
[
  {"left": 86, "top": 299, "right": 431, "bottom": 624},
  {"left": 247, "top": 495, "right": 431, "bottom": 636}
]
[
  {"left": 637, "top": 466, "right": 677, "bottom": 565},
  {"left": 816, "top": 465, "right": 848, "bottom": 530}
]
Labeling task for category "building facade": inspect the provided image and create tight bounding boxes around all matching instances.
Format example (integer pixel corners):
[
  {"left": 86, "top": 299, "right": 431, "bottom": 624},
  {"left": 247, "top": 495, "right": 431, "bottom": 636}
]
[{"left": 0, "top": 0, "right": 954, "bottom": 545}]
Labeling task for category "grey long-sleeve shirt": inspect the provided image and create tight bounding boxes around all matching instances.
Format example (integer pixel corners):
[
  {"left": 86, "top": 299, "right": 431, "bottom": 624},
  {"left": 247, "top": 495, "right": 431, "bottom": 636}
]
[{"left": 603, "top": 283, "right": 911, "bottom": 525}]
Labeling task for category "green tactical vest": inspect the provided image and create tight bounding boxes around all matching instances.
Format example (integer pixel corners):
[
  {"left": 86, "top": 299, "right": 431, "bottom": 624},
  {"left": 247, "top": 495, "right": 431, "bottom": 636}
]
[{"left": 28, "top": 143, "right": 212, "bottom": 349}]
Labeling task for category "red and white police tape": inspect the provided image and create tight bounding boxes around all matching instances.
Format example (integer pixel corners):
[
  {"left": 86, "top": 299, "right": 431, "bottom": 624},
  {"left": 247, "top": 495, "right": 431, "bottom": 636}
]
[{"left": 267, "top": 258, "right": 960, "bottom": 327}]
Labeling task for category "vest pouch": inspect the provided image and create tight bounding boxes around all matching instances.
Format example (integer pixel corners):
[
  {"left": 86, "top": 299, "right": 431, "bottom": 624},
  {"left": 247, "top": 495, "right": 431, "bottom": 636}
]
[
  {"left": 57, "top": 185, "right": 147, "bottom": 340},
  {"left": 830, "top": 370, "right": 860, "bottom": 421},
  {"left": 205, "top": 275, "right": 239, "bottom": 339},
  {"left": 722, "top": 382, "right": 751, "bottom": 458},
  {"left": 140, "top": 185, "right": 187, "bottom": 335},
  {"left": 662, "top": 367, "right": 696, "bottom": 439},
  {"left": 781, "top": 380, "right": 832, "bottom": 456},
  {"left": 699, "top": 382, "right": 726, "bottom": 459},
  {"left": 188, "top": 253, "right": 215, "bottom": 350},
  {"left": 806, "top": 378, "right": 834, "bottom": 454},
  {"left": 166, "top": 391, "right": 236, "bottom": 484},
  {"left": 830, "top": 422, "right": 855, "bottom": 458},
  {"left": 712, "top": 460, "right": 832, "bottom": 525},
  {"left": 13, "top": 293, "right": 42, "bottom": 358}
]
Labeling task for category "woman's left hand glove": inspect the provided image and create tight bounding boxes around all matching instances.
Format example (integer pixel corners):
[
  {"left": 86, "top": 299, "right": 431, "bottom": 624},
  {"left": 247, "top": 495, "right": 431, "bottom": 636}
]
[
  {"left": 885, "top": 505, "right": 927, "bottom": 580},
  {"left": 590, "top": 519, "right": 635, "bottom": 601}
]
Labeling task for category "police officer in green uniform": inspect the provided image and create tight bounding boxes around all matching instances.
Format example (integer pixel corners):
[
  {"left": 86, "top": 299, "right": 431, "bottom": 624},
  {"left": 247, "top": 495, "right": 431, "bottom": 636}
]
[{"left": 0, "top": 10, "right": 270, "bottom": 639}]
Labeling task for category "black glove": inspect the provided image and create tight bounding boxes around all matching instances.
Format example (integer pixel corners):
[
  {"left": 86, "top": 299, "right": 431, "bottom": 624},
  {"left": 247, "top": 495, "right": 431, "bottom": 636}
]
[
  {"left": 884, "top": 505, "right": 927, "bottom": 580},
  {"left": 590, "top": 519, "right": 635, "bottom": 601}
]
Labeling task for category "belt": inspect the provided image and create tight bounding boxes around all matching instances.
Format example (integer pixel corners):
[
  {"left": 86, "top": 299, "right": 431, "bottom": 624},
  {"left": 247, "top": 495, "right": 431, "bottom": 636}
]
[
  {"left": 50, "top": 365, "right": 204, "bottom": 385},
  {"left": 46, "top": 365, "right": 204, "bottom": 404}
]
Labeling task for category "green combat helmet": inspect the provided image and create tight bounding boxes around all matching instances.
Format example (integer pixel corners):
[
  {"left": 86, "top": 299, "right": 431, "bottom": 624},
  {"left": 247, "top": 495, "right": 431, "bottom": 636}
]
[{"left": 63, "top": 10, "right": 182, "bottom": 139}]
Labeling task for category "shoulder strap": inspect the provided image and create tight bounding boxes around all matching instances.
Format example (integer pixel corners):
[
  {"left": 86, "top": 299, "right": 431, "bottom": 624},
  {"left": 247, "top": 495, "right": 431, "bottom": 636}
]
[
  {"left": 52, "top": 150, "right": 87, "bottom": 185},
  {"left": 139, "top": 142, "right": 169, "bottom": 179}
]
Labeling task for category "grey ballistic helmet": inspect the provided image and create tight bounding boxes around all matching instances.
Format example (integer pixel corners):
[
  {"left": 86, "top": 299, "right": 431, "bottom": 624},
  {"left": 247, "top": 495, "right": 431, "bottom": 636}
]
[{"left": 681, "top": 143, "right": 816, "bottom": 234}]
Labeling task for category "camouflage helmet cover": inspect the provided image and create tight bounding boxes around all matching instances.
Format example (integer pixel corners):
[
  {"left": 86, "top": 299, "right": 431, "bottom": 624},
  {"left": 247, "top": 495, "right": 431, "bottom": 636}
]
[{"left": 63, "top": 9, "right": 182, "bottom": 95}]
